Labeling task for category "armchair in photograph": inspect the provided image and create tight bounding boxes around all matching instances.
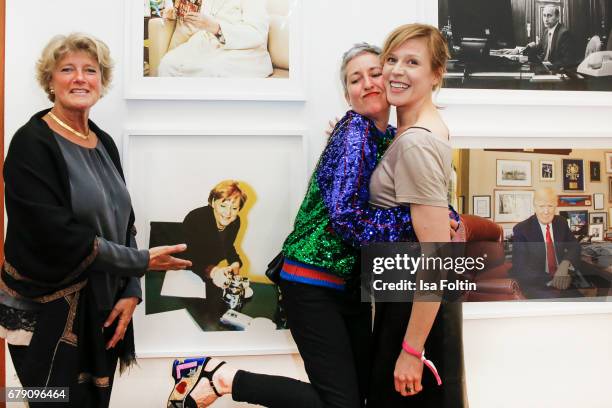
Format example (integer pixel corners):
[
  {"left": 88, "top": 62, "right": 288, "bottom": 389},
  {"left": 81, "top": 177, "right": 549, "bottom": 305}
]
[
  {"left": 460, "top": 214, "right": 525, "bottom": 301},
  {"left": 147, "top": 0, "right": 289, "bottom": 77}
]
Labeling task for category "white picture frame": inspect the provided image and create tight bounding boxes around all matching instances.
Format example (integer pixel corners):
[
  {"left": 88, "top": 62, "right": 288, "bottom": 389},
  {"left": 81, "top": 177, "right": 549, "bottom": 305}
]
[
  {"left": 589, "top": 212, "right": 607, "bottom": 228},
  {"left": 494, "top": 189, "right": 535, "bottom": 223},
  {"left": 125, "top": 0, "right": 305, "bottom": 100},
  {"left": 123, "top": 128, "right": 307, "bottom": 357},
  {"left": 496, "top": 160, "right": 532, "bottom": 187},
  {"left": 605, "top": 152, "right": 612, "bottom": 173},
  {"left": 588, "top": 224, "right": 604, "bottom": 241},
  {"left": 421, "top": 1, "right": 612, "bottom": 107},
  {"left": 593, "top": 193, "right": 605, "bottom": 210},
  {"left": 539, "top": 160, "right": 555, "bottom": 181},
  {"left": 472, "top": 195, "right": 491, "bottom": 218}
]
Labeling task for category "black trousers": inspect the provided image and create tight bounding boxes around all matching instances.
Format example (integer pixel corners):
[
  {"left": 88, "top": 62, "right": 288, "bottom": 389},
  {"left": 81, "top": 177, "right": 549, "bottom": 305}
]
[
  {"left": 369, "top": 302, "right": 466, "bottom": 408},
  {"left": 233, "top": 279, "right": 371, "bottom": 408}
]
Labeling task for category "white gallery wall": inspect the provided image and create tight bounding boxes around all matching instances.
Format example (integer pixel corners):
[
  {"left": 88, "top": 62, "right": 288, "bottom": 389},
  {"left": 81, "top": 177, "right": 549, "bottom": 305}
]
[{"left": 4, "top": 0, "right": 612, "bottom": 407}]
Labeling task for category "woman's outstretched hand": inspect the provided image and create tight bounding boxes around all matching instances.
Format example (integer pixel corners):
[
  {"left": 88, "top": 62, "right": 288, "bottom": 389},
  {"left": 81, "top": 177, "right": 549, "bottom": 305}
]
[{"left": 148, "top": 244, "right": 192, "bottom": 271}]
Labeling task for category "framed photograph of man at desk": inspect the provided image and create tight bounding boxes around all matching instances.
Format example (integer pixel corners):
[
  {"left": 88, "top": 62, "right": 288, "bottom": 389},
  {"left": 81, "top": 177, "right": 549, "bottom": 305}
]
[{"left": 428, "top": 0, "right": 612, "bottom": 104}]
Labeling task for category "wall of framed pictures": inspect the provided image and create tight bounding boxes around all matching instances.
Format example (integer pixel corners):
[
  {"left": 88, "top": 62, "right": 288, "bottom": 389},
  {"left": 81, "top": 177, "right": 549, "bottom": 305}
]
[
  {"left": 458, "top": 149, "right": 612, "bottom": 239},
  {"left": 4, "top": 0, "right": 612, "bottom": 407}
]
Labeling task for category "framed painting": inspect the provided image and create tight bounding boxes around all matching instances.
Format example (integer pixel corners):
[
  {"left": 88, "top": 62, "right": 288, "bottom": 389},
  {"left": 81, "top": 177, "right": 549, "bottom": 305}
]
[
  {"left": 494, "top": 190, "right": 535, "bottom": 223},
  {"left": 496, "top": 160, "right": 532, "bottom": 187}
]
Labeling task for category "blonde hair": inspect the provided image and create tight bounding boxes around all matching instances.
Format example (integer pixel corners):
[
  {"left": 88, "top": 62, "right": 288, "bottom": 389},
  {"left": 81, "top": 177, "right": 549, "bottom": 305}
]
[
  {"left": 36, "top": 33, "right": 114, "bottom": 102},
  {"left": 381, "top": 23, "right": 450, "bottom": 91},
  {"left": 208, "top": 180, "right": 248, "bottom": 209}
]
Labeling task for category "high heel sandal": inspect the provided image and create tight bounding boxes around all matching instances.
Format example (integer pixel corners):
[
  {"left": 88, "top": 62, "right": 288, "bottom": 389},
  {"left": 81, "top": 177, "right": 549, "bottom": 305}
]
[{"left": 167, "top": 357, "right": 226, "bottom": 408}]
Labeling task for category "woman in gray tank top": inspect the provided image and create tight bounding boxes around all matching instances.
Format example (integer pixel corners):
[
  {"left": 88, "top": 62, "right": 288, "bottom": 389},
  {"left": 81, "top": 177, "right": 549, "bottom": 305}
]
[{"left": 368, "top": 24, "right": 466, "bottom": 408}]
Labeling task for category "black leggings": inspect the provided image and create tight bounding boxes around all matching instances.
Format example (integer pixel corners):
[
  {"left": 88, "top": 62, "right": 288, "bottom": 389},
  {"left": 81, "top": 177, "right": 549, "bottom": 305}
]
[{"left": 232, "top": 279, "right": 371, "bottom": 408}]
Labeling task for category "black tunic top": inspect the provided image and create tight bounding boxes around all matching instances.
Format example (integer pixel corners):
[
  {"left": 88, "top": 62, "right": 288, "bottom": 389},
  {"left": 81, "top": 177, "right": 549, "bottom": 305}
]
[{"left": 54, "top": 134, "right": 146, "bottom": 310}]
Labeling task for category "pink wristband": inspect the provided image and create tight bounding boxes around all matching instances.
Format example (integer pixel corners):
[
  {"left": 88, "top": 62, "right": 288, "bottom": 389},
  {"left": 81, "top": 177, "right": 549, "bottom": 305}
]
[{"left": 401, "top": 341, "right": 442, "bottom": 386}]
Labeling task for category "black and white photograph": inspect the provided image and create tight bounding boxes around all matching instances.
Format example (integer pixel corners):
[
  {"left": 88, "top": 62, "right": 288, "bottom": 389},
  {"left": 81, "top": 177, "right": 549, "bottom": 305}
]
[
  {"left": 438, "top": 0, "right": 612, "bottom": 92},
  {"left": 540, "top": 159, "right": 555, "bottom": 181},
  {"left": 589, "top": 211, "right": 608, "bottom": 227},
  {"left": 589, "top": 223, "right": 605, "bottom": 241}
]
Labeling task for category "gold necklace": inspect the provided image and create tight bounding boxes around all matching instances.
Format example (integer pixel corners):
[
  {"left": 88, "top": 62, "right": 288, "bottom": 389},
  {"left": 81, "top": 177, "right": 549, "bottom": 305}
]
[{"left": 48, "top": 111, "right": 90, "bottom": 140}]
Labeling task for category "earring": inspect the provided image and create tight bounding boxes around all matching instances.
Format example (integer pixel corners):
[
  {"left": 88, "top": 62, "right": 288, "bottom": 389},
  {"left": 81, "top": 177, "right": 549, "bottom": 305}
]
[{"left": 50, "top": 88, "right": 55, "bottom": 94}]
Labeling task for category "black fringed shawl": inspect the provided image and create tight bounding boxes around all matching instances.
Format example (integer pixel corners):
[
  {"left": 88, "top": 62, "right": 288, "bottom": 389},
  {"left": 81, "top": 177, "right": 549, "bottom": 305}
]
[{"left": 1, "top": 109, "right": 141, "bottom": 404}]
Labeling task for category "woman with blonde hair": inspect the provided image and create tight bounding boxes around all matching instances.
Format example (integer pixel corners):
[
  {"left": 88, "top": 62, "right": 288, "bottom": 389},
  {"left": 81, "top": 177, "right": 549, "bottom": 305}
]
[
  {"left": 368, "top": 23, "right": 466, "bottom": 407},
  {"left": 0, "top": 33, "right": 190, "bottom": 407}
]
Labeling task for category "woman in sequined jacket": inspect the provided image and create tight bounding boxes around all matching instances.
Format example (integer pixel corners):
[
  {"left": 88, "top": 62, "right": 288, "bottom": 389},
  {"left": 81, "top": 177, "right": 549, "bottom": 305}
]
[{"left": 167, "top": 43, "right": 456, "bottom": 408}]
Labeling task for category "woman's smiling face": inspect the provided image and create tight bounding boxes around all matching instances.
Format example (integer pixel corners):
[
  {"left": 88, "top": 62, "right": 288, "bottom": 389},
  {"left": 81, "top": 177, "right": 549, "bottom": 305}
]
[{"left": 382, "top": 37, "right": 440, "bottom": 108}]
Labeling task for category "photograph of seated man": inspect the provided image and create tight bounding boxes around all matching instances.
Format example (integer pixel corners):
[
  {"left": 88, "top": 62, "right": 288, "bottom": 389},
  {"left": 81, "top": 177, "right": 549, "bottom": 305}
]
[
  {"left": 512, "top": 5, "right": 577, "bottom": 71},
  {"left": 438, "top": 0, "right": 612, "bottom": 91},
  {"left": 510, "top": 187, "right": 583, "bottom": 299}
]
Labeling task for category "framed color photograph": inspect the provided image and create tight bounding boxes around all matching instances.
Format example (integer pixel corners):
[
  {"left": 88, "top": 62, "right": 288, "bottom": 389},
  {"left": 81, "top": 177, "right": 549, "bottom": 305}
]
[
  {"left": 496, "top": 160, "right": 532, "bottom": 187},
  {"left": 609, "top": 177, "right": 612, "bottom": 202},
  {"left": 494, "top": 190, "right": 534, "bottom": 223},
  {"left": 126, "top": 0, "right": 304, "bottom": 100},
  {"left": 557, "top": 195, "right": 591, "bottom": 207},
  {"left": 562, "top": 159, "right": 585, "bottom": 191},
  {"left": 589, "top": 212, "right": 607, "bottom": 227},
  {"left": 594, "top": 193, "right": 605, "bottom": 210},
  {"left": 472, "top": 195, "right": 491, "bottom": 218},
  {"left": 539, "top": 160, "right": 555, "bottom": 181},
  {"left": 124, "top": 128, "right": 306, "bottom": 356},
  {"left": 590, "top": 161, "right": 601, "bottom": 182},
  {"left": 559, "top": 210, "right": 588, "bottom": 235}
]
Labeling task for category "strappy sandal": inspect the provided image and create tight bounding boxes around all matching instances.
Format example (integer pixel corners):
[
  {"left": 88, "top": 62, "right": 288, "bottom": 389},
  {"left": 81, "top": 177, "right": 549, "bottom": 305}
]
[{"left": 167, "top": 357, "right": 226, "bottom": 408}]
